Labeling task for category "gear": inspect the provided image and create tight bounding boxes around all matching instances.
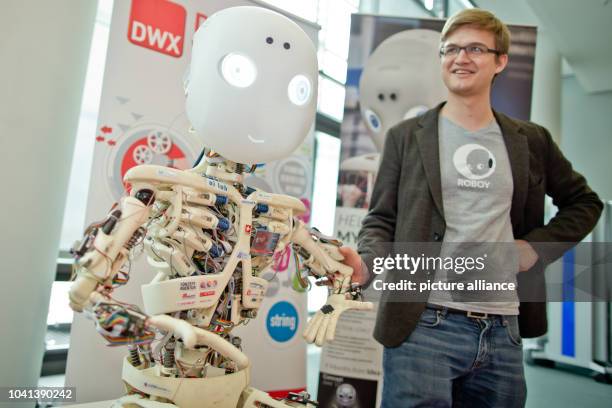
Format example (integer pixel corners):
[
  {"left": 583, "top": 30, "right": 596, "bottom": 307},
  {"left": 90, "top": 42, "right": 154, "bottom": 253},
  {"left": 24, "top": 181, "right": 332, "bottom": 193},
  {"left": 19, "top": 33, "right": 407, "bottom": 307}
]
[
  {"left": 133, "top": 145, "right": 153, "bottom": 164},
  {"left": 147, "top": 131, "right": 173, "bottom": 154}
]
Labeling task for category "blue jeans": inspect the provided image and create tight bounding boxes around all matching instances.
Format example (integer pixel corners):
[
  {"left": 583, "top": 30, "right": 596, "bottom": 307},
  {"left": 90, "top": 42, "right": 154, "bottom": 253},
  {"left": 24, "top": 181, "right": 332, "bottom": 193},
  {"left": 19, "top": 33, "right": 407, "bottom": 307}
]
[{"left": 382, "top": 308, "right": 527, "bottom": 408}]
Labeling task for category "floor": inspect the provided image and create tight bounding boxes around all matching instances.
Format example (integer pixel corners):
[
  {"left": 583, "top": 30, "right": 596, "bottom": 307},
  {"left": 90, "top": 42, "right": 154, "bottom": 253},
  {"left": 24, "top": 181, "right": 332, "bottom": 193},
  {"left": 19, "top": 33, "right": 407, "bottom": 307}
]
[
  {"left": 40, "top": 347, "right": 612, "bottom": 407},
  {"left": 306, "top": 344, "right": 612, "bottom": 408}
]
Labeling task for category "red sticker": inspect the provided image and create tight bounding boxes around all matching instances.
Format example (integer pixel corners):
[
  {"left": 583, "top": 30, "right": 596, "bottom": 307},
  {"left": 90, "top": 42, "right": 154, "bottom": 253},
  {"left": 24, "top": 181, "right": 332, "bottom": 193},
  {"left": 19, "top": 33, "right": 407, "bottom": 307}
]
[
  {"left": 128, "top": 0, "right": 186, "bottom": 58},
  {"left": 244, "top": 225, "right": 252, "bottom": 233},
  {"left": 273, "top": 246, "right": 291, "bottom": 272}
]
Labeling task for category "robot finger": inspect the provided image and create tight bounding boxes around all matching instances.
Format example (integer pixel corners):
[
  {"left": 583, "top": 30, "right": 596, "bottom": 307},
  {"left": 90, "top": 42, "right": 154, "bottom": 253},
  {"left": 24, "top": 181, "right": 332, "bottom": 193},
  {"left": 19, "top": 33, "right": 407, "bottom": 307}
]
[
  {"left": 315, "top": 314, "right": 331, "bottom": 346},
  {"left": 325, "top": 313, "right": 340, "bottom": 343},
  {"left": 346, "top": 300, "right": 374, "bottom": 311},
  {"left": 314, "top": 277, "right": 333, "bottom": 287},
  {"left": 303, "top": 312, "right": 323, "bottom": 343}
]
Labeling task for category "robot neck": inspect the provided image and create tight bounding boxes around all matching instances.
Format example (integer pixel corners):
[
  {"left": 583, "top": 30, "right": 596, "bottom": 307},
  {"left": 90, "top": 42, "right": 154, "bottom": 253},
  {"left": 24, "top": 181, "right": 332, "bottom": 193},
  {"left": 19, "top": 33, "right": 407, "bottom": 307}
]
[
  {"left": 190, "top": 149, "right": 254, "bottom": 184},
  {"left": 206, "top": 159, "right": 247, "bottom": 183}
]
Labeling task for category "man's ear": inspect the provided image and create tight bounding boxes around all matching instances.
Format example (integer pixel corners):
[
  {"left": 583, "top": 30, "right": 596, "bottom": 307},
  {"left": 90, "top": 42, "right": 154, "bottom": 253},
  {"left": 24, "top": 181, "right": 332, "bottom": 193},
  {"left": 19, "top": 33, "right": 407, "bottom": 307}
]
[{"left": 495, "top": 53, "right": 509, "bottom": 74}]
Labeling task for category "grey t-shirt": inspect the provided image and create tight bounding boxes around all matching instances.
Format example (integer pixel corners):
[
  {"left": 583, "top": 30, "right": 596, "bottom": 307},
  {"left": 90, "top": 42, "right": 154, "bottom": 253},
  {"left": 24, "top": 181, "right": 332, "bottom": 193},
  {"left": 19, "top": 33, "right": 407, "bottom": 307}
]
[{"left": 428, "top": 116, "right": 519, "bottom": 315}]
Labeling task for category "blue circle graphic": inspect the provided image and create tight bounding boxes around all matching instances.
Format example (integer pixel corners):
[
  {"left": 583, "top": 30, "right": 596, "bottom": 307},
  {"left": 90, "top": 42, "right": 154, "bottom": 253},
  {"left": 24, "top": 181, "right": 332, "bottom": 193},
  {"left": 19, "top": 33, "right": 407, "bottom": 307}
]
[{"left": 266, "top": 301, "right": 299, "bottom": 343}]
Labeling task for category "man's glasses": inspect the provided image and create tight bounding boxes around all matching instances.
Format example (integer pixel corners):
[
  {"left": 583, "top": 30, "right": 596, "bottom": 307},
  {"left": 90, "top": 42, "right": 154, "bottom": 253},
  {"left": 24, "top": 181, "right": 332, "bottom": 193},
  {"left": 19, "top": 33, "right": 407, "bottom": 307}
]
[{"left": 439, "top": 43, "right": 501, "bottom": 58}]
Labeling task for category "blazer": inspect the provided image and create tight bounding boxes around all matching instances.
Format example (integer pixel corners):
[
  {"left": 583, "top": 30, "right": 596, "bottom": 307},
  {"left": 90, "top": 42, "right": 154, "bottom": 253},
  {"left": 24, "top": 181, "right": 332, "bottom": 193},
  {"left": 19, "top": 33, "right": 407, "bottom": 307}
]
[{"left": 358, "top": 102, "right": 603, "bottom": 348}]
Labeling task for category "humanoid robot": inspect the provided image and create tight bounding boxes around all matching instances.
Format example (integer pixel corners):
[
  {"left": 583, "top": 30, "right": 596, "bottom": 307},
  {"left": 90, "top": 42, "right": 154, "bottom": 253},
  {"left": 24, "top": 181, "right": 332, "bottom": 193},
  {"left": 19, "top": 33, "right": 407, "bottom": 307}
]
[
  {"left": 339, "top": 29, "right": 447, "bottom": 205},
  {"left": 68, "top": 7, "right": 372, "bottom": 408},
  {"left": 332, "top": 383, "right": 358, "bottom": 408}
]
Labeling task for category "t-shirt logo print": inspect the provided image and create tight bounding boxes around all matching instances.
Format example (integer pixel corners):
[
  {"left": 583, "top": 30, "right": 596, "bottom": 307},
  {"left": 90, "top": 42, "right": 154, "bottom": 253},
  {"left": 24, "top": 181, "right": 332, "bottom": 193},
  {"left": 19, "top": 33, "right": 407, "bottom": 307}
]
[{"left": 453, "top": 144, "right": 496, "bottom": 189}]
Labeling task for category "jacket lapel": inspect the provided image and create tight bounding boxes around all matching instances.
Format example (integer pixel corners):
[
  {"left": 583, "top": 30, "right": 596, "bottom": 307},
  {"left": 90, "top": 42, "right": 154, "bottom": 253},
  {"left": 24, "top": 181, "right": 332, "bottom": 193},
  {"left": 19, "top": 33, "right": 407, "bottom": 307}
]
[
  {"left": 416, "top": 104, "right": 445, "bottom": 218},
  {"left": 494, "top": 110, "right": 529, "bottom": 232}
]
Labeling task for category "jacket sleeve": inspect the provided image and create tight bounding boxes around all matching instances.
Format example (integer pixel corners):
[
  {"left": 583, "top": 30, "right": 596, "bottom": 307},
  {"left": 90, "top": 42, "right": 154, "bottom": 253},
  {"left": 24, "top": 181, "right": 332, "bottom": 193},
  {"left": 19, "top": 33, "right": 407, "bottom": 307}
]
[
  {"left": 523, "top": 126, "right": 603, "bottom": 263},
  {"left": 357, "top": 126, "right": 402, "bottom": 287}
]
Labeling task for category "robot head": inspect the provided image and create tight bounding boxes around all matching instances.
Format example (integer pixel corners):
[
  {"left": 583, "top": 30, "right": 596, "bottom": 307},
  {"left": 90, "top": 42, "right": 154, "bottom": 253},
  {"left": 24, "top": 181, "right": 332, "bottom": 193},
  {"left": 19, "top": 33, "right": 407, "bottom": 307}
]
[
  {"left": 335, "top": 383, "right": 357, "bottom": 407},
  {"left": 453, "top": 144, "right": 496, "bottom": 180},
  {"left": 185, "top": 7, "right": 318, "bottom": 165},
  {"left": 359, "top": 29, "right": 447, "bottom": 151},
  {"left": 466, "top": 148, "right": 493, "bottom": 176}
]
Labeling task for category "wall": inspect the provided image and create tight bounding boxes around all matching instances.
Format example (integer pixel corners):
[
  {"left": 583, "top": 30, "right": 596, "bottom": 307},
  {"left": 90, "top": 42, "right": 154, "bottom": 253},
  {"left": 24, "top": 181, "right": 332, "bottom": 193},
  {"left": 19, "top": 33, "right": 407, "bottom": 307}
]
[
  {"left": 0, "top": 1, "right": 97, "bottom": 403},
  {"left": 560, "top": 76, "right": 612, "bottom": 200}
]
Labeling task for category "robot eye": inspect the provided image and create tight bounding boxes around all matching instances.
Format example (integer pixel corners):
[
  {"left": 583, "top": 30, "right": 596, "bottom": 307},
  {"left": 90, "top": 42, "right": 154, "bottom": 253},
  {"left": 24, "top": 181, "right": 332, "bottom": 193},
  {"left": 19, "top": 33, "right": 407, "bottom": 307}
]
[
  {"left": 288, "top": 74, "right": 312, "bottom": 106},
  {"left": 266, "top": 37, "right": 274, "bottom": 44},
  {"left": 390, "top": 93, "right": 397, "bottom": 101},
  {"left": 283, "top": 42, "right": 291, "bottom": 50},
  {"left": 220, "top": 53, "right": 257, "bottom": 88},
  {"left": 364, "top": 109, "right": 382, "bottom": 132},
  {"left": 377, "top": 93, "right": 384, "bottom": 101}
]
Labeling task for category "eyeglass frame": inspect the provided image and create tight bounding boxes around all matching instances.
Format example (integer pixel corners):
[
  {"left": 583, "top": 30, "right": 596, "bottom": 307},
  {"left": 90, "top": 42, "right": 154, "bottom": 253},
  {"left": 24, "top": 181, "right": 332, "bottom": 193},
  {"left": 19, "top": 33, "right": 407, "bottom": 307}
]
[{"left": 439, "top": 42, "right": 502, "bottom": 58}]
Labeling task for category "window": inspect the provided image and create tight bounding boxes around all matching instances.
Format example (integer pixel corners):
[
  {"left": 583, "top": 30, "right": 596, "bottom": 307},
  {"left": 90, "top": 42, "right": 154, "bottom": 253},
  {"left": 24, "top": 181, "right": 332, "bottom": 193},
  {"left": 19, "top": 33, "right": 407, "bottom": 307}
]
[
  {"left": 59, "top": 0, "right": 114, "bottom": 251},
  {"left": 309, "top": 132, "right": 341, "bottom": 312}
]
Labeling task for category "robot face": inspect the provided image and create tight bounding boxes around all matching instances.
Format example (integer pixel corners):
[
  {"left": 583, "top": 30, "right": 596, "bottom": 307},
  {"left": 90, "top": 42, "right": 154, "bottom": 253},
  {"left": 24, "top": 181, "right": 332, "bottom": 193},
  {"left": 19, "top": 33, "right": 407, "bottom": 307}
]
[
  {"left": 185, "top": 7, "right": 318, "bottom": 165},
  {"left": 466, "top": 149, "right": 493, "bottom": 176},
  {"left": 335, "top": 383, "right": 357, "bottom": 406},
  {"left": 359, "top": 29, "right": 447, "bottom": 151}
]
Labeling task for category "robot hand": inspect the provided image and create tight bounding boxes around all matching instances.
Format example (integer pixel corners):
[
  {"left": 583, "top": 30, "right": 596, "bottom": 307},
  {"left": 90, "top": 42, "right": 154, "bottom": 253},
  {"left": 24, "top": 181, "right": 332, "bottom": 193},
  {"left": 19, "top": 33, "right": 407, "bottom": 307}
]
[
  {"left": 291, "top": 221, "right": 356, "bottom": 293},
  {"left": 303, "top": 293, "right": 373, "bottom": 346}
]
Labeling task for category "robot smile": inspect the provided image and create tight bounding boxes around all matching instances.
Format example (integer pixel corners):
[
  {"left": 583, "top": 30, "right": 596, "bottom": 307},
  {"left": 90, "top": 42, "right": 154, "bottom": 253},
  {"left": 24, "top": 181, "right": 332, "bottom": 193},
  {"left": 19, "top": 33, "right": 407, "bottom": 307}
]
[{"left": 247, "top": 134, "right": 265, "bottom": 144}]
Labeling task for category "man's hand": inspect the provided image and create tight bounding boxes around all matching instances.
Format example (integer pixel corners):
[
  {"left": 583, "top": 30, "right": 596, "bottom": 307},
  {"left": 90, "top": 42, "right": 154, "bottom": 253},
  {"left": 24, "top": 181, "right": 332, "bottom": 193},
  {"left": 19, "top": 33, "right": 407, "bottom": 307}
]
[
  {"left": 338, "top": 246, "right": 370, "bottom": 286},
  {"left": 515, "top": 239, "right": 538, "bottom": 272}
]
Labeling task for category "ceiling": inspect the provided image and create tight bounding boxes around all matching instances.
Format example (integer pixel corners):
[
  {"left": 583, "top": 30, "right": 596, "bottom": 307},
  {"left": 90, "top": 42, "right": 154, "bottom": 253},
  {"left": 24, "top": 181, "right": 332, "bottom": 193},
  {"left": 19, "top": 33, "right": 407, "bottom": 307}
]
[{"left": 476, "top": 0, "right": 612, "bottom": 93}]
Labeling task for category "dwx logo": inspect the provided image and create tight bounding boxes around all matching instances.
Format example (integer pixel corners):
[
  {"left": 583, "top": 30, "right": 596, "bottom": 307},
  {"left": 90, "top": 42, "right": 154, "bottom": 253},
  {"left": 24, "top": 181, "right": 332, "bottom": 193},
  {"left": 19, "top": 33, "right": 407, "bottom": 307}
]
[
  {"left": 453, "top": 144, "right": 496, "bottom": 189},
  {"left": 128, "top": 0, "right": 186, "bottom": 58},
  {"left": 266, "top": 301, "right": 298, "bottom": 343}
]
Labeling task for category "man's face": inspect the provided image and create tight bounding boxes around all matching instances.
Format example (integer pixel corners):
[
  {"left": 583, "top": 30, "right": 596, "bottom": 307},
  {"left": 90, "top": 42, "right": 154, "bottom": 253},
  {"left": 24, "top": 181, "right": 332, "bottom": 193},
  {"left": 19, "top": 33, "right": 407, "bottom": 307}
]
[{"left": 440, "top": 26, "right": 508, "bottom": 97}]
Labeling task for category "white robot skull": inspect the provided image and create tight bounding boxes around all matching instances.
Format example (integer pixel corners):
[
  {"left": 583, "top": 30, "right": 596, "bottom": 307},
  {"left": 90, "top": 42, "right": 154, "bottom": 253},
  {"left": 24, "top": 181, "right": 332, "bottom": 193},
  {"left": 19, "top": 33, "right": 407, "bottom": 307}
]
[
  {"left": 185, "top": 6, "right": 317, "bottom": 165},
  {"left": 68, "top": 6, "right": 371, "bottom": 408},
  {"left": 335, "top": 383, "right": 358, "bottom": 408},
  {"left": 339, "top": 29, "right": 446, "bottom": 207},
  {"left": 359, "top": 29, "right": 447, "bottom": 151}
]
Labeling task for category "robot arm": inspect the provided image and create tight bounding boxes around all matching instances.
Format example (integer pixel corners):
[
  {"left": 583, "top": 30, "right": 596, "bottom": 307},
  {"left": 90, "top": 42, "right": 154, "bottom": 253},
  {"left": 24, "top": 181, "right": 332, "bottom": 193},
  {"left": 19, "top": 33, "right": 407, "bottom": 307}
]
[
  {"left": 87, "top": 292, "right": 249, "bottom": 370},
  {"left": 290, "top": 220, "right": 373, "bottom": 346},
  {"left": 291, "top": 220, "right": 353, "bottom": 293},
  {"left": 69, "top": 188, "right": 156, "bottom": 312}
]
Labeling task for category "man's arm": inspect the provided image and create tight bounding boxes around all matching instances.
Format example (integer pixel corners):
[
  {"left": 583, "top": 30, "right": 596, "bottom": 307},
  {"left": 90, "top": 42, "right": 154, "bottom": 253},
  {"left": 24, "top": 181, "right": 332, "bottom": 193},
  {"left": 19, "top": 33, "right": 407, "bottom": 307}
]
[
  {"left": 354, "top": 126, "right": 403, "bottom": 287},
  {"left": 523, "top": 126, "right": 603, "bottom": 263}
]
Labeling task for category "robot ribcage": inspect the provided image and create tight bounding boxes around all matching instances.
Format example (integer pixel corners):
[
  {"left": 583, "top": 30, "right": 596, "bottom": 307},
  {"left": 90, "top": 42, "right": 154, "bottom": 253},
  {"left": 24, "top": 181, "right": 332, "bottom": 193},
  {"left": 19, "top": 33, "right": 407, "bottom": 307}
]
[{"left": 144, "top": 185, "right": 236, "bottom": 279}]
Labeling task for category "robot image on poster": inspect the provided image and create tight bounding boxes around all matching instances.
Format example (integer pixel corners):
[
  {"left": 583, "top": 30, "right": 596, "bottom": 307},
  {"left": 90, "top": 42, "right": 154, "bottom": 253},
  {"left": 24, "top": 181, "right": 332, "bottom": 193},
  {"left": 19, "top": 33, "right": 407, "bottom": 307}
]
[
  {"left": 68, "top": 6, "right": 372, "bottom": 408},
  {"left": 339, "top": 29, "right": 447, "bottom": 207}
]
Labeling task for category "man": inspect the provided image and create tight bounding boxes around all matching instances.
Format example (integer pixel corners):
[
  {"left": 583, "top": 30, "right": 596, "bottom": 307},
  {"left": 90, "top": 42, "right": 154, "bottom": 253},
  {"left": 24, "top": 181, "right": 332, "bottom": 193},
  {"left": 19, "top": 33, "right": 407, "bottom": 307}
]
[{"left": 339, "top": 8, "right": 603, "bottom": 407}]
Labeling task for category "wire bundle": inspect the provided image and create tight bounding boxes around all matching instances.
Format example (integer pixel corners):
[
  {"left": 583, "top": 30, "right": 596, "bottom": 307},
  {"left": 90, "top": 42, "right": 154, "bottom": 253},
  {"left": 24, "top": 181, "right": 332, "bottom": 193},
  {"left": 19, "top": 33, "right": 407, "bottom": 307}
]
[{"left": 92, "top": 303, "right": 154, "bottom": 346}]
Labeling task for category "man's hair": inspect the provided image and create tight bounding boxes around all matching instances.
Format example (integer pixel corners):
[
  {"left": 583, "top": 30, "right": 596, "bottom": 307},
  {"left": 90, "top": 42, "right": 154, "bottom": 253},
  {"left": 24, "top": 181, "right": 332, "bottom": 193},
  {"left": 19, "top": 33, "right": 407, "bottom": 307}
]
[{"left": 440, "top": 9, "right": 511, "bottom": 55}]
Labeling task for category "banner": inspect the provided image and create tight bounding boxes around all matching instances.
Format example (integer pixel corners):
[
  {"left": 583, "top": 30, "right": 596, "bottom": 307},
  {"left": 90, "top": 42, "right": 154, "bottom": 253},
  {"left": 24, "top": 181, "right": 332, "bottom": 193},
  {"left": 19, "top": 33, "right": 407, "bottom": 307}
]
[
  {"left": 66, "top": 0, "right": 319, "bottom": 402},
  {"left": 321, "top": 14, "right": 537, "bottom": 408}
]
